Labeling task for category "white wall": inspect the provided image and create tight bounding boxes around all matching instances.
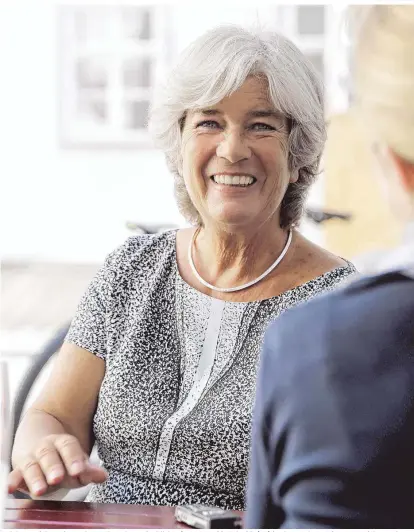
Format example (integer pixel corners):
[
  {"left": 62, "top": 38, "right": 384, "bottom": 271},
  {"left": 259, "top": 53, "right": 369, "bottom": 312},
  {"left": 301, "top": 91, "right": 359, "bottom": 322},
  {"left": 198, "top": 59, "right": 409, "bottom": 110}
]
[
  {"left": 0, "top": 2, "right": 323, "bottom": 264},
  {"left": 0, "top": 2, "right": 180, "bottom": 263}
]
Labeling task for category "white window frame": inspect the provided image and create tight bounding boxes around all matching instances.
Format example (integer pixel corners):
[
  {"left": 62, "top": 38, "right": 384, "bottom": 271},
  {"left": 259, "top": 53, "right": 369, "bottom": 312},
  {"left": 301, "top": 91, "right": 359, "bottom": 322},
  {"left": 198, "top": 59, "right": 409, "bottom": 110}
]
[
  {"left": 324, "top": 5, "right": 352, "bottom": 116},
  {"left": 272, "top": 5, "right": 352, "bottom": 116},
  {"left": 273, "top": 5, "right": 327, "bottom": 88},
  {"left": 58, "top": 3, "right": 172, "bottom": 148}
]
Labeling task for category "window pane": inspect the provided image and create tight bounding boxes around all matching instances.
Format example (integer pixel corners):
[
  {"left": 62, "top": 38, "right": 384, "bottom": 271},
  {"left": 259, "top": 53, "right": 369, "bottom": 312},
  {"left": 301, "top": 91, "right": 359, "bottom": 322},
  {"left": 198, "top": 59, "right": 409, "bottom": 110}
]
[
  {"left": 75, "top": 9, "right": 109, "bottom": 43},
  {"left": 77, "top": 96, "right": 107, "bottom": 125},
  {"left": 124, "top": 100, "right": 150, "bottom": 130},
  {"left": 122, "top": 8, "right": 152, "bottom": 41},
  {"left": 123, "top": 57, "right": 151, "bottom": 88},
  {"left": 297, "top": 6, "right": 325, "bottom": 35},
  {"left": 76, "top": 57, "right": 108, "bottom": 89},
  {"left": 306, "top": 52, "right": 324, "bottom": 77}
]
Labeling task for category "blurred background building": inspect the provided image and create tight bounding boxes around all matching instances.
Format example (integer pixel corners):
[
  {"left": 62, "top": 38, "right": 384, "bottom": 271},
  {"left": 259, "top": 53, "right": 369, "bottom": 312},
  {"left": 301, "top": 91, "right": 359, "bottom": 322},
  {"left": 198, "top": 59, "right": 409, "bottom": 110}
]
[{"left": 0, "top": 2, "right": 398, "bottom": 403}]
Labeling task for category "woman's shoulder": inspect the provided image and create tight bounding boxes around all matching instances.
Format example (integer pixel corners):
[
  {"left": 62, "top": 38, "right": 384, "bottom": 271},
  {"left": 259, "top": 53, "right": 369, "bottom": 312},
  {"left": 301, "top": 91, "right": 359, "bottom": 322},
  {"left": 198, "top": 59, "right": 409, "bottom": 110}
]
[
  {"left": 292, "top": 232, "right": 356, "bottom": 281},
  {"left": 279, "top": 233, "right": 356, "bottom": 302},
  {"left": 306, "top": 253, "right": 356, "bottom": 284},
  {"left": 104, "top": 230, "right": 177, "bottom": 273}
]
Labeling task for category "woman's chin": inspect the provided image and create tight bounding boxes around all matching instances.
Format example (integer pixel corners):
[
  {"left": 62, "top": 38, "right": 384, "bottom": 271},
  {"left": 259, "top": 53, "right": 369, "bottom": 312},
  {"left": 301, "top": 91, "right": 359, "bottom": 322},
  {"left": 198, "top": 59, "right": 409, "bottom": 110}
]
[{"left": 207, "top": 208, "right": 258, "bottom": 229}]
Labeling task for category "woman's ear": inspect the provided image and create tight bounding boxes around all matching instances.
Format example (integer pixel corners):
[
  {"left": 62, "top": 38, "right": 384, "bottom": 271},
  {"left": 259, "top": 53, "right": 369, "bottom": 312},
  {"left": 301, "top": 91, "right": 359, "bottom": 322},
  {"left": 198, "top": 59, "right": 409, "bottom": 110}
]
[
  {"left": 289, "top": 168, "right": 299, "bottom": 184},
  {"left": 388, "top": 148, "right": 414, "bottom": 194}
]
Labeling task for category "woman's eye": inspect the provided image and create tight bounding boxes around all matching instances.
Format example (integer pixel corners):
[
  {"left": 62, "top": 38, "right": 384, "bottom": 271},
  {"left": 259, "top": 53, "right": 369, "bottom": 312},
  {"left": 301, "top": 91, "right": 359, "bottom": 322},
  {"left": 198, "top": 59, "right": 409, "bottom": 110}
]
[
  {"left": 196, "top": 120, "right": 221, "bottom": 129},
  {"left": 250, "top": 122, "right": 276, "bottom": 131}
]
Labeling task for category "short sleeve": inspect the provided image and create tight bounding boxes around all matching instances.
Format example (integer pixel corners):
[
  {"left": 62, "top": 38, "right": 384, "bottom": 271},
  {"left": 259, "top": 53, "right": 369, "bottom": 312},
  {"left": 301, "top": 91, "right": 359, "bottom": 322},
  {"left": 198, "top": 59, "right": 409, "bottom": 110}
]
[{"left": 65, "top": 251, "right": 117, "bottom": 360}]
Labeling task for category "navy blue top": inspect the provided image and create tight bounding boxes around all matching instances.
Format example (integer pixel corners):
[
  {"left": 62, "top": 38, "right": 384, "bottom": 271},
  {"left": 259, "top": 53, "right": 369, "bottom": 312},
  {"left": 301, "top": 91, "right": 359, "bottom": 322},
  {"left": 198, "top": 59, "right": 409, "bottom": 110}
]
[{"left": 246, "top": 270, "right": 414, "bottom": 529}]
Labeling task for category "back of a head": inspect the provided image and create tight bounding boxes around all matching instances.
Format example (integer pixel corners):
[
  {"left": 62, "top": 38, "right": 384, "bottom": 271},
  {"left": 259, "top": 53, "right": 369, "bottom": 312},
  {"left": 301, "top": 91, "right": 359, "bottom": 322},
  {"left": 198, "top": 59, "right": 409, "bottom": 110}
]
[{"left": 352, "top": 5, "right": 414, "bottom": 163}]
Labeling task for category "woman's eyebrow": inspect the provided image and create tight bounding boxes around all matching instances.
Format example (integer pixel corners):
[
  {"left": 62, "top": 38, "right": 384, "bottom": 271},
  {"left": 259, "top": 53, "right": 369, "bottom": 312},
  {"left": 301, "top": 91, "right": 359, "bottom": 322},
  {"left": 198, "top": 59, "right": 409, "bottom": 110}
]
[
  {"left": 192, "top": 108, "right": 285, "bottom": 119},
  {"left": 196, "top": 109, "right": 222, "bottom": 116},
  {"left": 246, "top": 109, "right": 284, "bottom": 119}
]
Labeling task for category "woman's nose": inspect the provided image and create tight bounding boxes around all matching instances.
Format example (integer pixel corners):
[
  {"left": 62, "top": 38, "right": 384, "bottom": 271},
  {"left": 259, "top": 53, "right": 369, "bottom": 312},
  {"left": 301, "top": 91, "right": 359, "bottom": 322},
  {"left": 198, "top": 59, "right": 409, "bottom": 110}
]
[{"left": 216, "top": 130, "right": 252, "bottom": 163}]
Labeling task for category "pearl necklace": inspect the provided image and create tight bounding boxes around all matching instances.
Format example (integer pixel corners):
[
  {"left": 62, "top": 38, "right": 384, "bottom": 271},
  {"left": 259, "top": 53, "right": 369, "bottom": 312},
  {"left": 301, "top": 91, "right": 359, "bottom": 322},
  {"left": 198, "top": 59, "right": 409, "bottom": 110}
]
[{"left": 188, "top": 228, "right": 293, "bottom": 293}]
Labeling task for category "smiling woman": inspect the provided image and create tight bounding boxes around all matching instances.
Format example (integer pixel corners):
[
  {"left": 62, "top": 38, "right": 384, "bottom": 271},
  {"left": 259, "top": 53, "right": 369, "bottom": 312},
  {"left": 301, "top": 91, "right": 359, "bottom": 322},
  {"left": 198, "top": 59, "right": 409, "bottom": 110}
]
[
  {"left": 148, "top": 26, "right": 355, "bottom": 301},
  {"left": 9, "top": 25, "right": 356, "bottom": 510}
]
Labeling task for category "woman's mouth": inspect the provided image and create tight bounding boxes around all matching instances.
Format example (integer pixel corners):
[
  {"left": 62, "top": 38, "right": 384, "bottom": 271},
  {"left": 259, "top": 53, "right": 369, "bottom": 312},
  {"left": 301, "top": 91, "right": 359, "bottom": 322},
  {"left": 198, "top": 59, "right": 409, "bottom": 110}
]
[{"left": 210, "top": 174, "right": 257, "bottom": 187}]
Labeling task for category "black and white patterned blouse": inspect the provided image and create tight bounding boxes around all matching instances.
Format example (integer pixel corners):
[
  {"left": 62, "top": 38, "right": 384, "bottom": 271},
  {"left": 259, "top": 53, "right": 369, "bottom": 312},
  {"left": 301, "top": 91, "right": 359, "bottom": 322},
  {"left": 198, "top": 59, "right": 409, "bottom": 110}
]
[{"left": 66, "top": 230, "right": 356, "bottom": 510}]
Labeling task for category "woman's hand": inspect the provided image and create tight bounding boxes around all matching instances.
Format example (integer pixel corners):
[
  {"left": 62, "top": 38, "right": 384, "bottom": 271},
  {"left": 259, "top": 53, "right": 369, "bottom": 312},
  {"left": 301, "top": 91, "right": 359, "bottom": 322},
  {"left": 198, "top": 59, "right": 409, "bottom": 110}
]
[
  {"left": 8, "top": 433, "right": 107, "bottom": 498},
  {"left": 9, "top": 344, "right": 107, "bottom": 498}
]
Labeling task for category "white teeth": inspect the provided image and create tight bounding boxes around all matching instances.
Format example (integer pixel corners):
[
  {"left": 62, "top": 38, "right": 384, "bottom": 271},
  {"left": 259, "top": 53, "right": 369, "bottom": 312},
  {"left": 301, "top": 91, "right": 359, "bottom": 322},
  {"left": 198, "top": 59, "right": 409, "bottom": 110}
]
[{"left": 212, "top": 175, "right": 255, "bottom": 186}]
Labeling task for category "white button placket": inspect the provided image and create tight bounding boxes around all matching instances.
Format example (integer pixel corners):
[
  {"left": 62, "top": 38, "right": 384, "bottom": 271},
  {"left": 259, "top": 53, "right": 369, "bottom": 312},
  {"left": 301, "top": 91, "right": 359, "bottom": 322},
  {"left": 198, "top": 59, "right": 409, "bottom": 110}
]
[{"left": 153, "top": 298, "right": 225, "bottom": 480}]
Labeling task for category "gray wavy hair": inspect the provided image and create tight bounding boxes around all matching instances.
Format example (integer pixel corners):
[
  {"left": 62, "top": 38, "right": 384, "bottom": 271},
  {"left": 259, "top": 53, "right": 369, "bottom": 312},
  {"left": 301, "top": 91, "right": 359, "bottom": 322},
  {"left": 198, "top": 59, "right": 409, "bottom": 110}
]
[{"left": 148, "top": 24, "right": 326, "bottom": 228}]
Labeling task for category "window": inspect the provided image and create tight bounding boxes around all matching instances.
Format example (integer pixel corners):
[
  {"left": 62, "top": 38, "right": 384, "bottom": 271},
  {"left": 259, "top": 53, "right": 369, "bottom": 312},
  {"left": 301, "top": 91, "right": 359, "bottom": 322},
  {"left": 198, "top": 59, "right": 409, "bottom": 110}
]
[
  {"left": 273, "top": 5, "right": 326, "bottom": 84},
  {"left": 59, "top": 5, "right": 171, "bottom": 147},
  {"left": 297, "top": 5, "right": 325, "bottom": 36}
]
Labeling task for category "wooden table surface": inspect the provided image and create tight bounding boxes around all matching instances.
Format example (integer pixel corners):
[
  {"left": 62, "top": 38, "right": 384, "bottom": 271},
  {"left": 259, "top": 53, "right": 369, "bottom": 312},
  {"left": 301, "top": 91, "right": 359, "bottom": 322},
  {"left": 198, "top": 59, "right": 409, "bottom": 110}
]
[{"left": 4, "top": 499, "right": 192, "bottom": 529}]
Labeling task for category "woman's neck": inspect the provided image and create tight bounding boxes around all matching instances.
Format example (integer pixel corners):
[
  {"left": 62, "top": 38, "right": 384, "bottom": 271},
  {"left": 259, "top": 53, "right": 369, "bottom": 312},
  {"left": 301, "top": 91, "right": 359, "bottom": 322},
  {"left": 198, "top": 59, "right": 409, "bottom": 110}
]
[{"left": 192, "top": 219, "right": 291, "bottom": 287}]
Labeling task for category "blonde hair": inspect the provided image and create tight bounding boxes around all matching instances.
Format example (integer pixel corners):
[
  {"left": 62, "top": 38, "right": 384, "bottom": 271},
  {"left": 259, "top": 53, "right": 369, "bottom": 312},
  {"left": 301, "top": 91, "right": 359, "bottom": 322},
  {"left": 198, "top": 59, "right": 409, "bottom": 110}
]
[
  {"left": 352, "top": 5, "right": 414, "bottom": 163},
  {"left": 149, "top": 25, "right": 325, "bottom": 228}
]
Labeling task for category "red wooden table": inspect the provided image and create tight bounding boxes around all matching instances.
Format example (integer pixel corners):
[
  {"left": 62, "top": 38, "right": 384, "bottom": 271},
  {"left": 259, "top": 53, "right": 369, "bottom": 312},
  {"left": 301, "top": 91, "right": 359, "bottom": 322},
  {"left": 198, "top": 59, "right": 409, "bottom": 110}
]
[{"left": 4, "top": 499, "right": 193, "bottom": 529}]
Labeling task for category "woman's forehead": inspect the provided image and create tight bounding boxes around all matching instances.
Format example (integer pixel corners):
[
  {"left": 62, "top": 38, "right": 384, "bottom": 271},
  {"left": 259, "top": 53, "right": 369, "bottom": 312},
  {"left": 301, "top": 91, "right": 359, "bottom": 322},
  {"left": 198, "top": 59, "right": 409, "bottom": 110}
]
[
  {"left": 189, "top": 80, "right": 282, "bottom": 116},
  {"left": 219, "top": 77, "right": 272, "bottom": 107},
  {"left": 180, "top": 76, "right": 291, "bottom": 126}
]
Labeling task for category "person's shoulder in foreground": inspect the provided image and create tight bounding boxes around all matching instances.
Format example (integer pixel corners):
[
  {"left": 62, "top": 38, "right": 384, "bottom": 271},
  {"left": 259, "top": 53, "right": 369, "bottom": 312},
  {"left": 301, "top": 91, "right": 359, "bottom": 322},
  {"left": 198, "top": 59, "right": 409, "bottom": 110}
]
[{"left": 246, "top": 270, "right": 414, "bottom": 529}]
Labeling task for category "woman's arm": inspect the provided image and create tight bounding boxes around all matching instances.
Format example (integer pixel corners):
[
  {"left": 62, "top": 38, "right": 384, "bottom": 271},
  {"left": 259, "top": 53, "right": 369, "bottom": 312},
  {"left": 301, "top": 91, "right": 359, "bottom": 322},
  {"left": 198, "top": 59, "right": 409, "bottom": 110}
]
[{"left": 9, "top": 342, "right": 107, "bottom": 497}]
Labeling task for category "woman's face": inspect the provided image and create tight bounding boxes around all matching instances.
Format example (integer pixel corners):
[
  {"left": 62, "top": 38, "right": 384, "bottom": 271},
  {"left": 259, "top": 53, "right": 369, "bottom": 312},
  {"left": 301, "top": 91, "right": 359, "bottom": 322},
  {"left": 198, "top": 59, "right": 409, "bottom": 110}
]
[{"left": 180, "top": 76, "right": 296, "bottom": 230}]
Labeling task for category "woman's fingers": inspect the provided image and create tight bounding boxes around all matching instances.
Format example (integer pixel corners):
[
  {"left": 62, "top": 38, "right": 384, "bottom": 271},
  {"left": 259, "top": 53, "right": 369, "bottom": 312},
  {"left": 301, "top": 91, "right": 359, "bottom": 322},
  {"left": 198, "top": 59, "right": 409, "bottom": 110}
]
[
  {"left": 78, "top": 464, "right": 108, "bottom": 486},
  {"left": 8, "top": 435, "right": 106, "bottom": 496},
  {"left": 18, "top": 457, "right": 48, "bottom": 496},
  {"left": 7, "top": 469, "right": 28, "bottom": 494},
  {"left": 34, "top": 439, "right": 65, "bottom": 486},
  {"left": 7, "top": 463, "right": 107, "bottom": 497},
  {"left": 52, "top": 434, "right": 88, "bottom": 477}
]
